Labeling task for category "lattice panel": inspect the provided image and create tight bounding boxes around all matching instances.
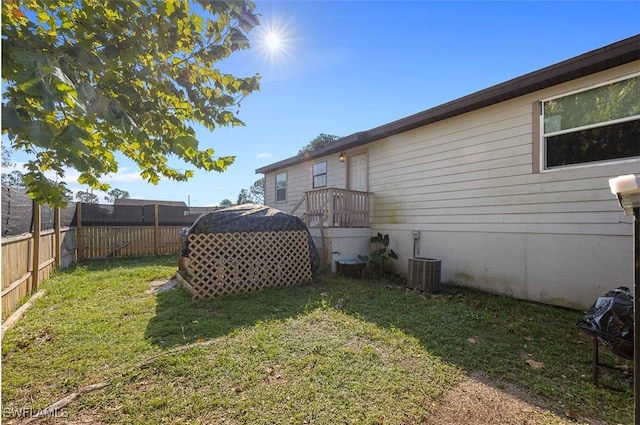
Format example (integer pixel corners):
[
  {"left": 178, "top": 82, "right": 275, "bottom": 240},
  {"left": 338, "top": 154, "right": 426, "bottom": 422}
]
[{"left": 184, "top": 231, "right": 312, "bottom": 298}]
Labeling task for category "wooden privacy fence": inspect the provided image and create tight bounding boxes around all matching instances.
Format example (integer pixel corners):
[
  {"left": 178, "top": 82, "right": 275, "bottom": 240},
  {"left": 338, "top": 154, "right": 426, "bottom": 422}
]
[
  {"left": 1, "top": 206, "right": 76, "bottom": 319},
  {"left": 77, "top": 226, "right": 184, "bottom": 258},
  {"left": 75, "top": 202, "right": 209, "bottom": 259},
  {"left": 2, "top": 201, "right": 204, "bottom": 318},
  {"left": 178, "top": 231, "right": 312, "bottom": 299}
]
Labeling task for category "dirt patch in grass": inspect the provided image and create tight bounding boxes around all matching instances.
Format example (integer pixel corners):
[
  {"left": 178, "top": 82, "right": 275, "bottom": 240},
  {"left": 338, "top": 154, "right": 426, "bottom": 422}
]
[
  {"left": 424, "top": 372, "right": 598, "bottom": 425},
  {"left": 32, "top": 373, "right": 595, "bottom": 425},
  {"left": 145, "top": 278, "right": 178, "bottom": 295}
]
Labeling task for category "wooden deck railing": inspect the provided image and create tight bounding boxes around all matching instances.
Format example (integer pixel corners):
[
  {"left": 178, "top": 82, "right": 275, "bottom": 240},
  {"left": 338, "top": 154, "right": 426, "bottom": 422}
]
[{"left": 303, "top": 187, "right": 369, "bottom": 228}]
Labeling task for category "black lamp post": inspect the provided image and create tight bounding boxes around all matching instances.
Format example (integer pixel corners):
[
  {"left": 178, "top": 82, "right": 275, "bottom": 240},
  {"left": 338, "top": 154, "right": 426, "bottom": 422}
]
[{"left": 608, "top": 174, "right": 640, "bottom": 423}]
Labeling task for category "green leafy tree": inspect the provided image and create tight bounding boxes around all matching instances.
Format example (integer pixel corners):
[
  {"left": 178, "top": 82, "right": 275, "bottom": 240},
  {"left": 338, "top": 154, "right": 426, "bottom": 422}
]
[
  {"left": 76, "top": 190, "right": 99, "bottom": 204},
  {"left": 298, "top": 133, "right": 341, "bottom": 155},
  {"left": 104, "top": 188, "right": 130, "bottom": 204},
  {"left": 249, "top": 177, "right": 264, "bottom": 204},
  {"left": 233, "top": 178, "right": 263, "bottom": 205},
  {"left": 1, "top": 170, "right": 25, "bottom": 189},
  {"left": 219, "top": 198, "right": 234, "bottom": 208},
  {"left": 236, "top": 188, "right": 252, "bottom": 205},
  {"left": 1, "top": 145, "right": 25, "bottom": 189},
  {"left": 2, "top": 0, "right": 261, "bottom": 207}
]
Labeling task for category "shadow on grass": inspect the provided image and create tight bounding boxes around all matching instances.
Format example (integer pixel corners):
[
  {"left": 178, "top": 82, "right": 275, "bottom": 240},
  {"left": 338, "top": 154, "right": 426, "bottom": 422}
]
[
  {"left": 143, "top": 272, "right": 632, "bottom": 382},
  {"left": 144, "top": 273, "right": 634, "bottom": 424},
  {"left": 144, "top": 280, "right": 324, "bottom": 348}
]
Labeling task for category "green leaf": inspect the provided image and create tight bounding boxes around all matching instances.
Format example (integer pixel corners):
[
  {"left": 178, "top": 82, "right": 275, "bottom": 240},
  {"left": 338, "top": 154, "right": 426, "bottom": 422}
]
[
  {"left": 22, "top": 171, "right": 70, "bottom": 208},
  {"left": 166, "top": 0, "right": 176, "bottom": 16},
  {"left": 12, "top": 51, "right": 47, "bottom": 67},
  {"left": 173, "top": 135, "right": 199, "bottom": 155},
  {"left": 1, "top": 105, "right": 25, "bottom": 132},
  {"left": 24, "top": 121, "right": 55, "bottom": 148},
  {"left": 56, "top": 123, "right": 92, "bottom": 144},
  {"left": 370, "top": 253, "right": 383, "bottom": 263}
]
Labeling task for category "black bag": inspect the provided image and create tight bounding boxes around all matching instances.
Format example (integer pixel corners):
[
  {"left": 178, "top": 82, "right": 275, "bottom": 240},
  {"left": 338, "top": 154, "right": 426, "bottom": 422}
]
[{"left": 577, "top": 287, "right": 633, "bottom": 360}]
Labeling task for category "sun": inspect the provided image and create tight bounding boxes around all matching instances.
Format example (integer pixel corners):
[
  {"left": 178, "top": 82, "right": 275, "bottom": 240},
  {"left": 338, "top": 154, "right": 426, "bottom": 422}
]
[
  {"left": 255, "top": 20, "right": 293, "bottom": 64},
  {"left": 264, "top": 31, "right": 281, "bottom": 51}
]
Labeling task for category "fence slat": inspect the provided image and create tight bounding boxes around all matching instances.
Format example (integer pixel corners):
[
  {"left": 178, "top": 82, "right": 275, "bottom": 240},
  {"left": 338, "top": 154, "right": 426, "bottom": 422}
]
[
  {"left": 2, "top": 227, "right": 76, "bottom": 319},
  {"left": 30, "top": 203, "right": 41, "bottom": 293},
  {"left": 76, "top": 226, "right": 184, "bottom": 258},
  {"left": 1, "top": 273, "right": 31, "bottom": 298}
]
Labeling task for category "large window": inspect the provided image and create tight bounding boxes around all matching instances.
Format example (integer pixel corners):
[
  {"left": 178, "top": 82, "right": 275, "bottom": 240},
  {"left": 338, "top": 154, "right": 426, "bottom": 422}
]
[
  {"left": 275, "top": 172, "right": 287, "bottom": 202},
  {"left": 542, "top": 74, "right": 640, "bottom": 169},
  {"left": 313, "top": 162, "right": 327, "bottom": 188}
]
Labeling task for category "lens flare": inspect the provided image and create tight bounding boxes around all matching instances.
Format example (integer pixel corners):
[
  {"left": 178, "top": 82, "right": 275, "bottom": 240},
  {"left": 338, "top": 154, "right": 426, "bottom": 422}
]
[
  {"left": 255, "top": 19, "right": 294, "bottom": 65},
  {"left": 265, "top": 32, "right": 281, "bottom": 51}
]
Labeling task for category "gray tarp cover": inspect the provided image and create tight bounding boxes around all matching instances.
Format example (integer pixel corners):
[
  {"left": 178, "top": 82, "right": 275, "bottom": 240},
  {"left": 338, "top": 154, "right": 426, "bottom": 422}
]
[{"left": 181, "top": 204, "right": 320, "bottom": 276}]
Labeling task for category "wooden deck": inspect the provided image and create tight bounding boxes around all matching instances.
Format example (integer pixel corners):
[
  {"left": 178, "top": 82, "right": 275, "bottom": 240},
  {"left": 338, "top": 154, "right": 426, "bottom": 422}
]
[{"left": 302, "top": 187, "right": 369, "bottom": 228}]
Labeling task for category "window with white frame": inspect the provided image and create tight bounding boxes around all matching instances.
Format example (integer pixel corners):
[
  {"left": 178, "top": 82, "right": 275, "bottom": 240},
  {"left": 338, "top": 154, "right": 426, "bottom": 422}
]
[
  {"left": 313, "top": 161, "right": 327, "bottom": 188},
  {"left": 541, "top": 74, "right": 640, "bottom": 169},
  {"left": 275, "top": 172, "right": 287, "bottom": 202}
]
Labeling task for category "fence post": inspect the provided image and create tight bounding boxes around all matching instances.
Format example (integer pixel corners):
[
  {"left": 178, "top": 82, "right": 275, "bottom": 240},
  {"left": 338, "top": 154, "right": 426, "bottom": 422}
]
[
  {"left": 30, "top": 202, "right": 41, "bottom": 293},
  {"left": 154, "top": 203, "right": 159, "bottom": 255},
  {"left": 55, "top": 207, "right": 61, "bottom": 269},
  {"left": 76, "top": 202, "right": 83, "bottom": 260}
]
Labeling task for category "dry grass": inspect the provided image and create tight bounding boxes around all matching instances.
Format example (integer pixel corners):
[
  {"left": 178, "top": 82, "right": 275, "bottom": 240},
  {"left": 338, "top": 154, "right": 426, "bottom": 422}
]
[{"left": 425, "top": 372, "right": 592, "bottom": 425}]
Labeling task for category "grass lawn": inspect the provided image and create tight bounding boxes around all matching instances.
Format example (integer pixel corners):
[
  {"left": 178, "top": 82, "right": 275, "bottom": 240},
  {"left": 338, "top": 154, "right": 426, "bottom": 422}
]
[{"left": 1, "top": 255, "right": 633, "bottom": 424}]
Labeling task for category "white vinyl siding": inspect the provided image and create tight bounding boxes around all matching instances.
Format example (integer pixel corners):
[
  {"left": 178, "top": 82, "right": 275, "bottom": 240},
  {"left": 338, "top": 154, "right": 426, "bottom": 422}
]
[
  {"left": 368, "top": 63, "right": 639, "bottom": 239},
  {"left": 365, "top": 64, "right": 638, "bottom": 309},
  {"left": 263, "top": 155, "right": 347, "bottom": 216}
]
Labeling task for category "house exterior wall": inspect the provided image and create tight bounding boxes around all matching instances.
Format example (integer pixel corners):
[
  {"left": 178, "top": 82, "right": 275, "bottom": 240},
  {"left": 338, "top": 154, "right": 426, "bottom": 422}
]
[
  {"left": 308, "top": 227, "right": 371, "bottom": 273},
  {"left": 265, "top": 153, "right": 347, "bottom": 214},
  {"left": 366, "top": 62, "right": 638, "bottom": 310},
  {"left": 260, "top": 61, "right": 638, "bottom": 310}
]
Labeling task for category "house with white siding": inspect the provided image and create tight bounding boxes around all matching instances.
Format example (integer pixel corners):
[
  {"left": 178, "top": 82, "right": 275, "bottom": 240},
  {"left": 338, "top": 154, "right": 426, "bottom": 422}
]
[{"left": 255, "top": 35, "right": 640, "bottom": 310}]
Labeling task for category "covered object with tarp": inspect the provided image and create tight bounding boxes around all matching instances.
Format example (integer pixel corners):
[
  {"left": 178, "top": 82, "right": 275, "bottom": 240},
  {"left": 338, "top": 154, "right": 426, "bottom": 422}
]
[
  {"left": 577, "top": 287, "right": 633, "bottom": 360},
  {"left": 178, "top": 204, "right": 320, "bottom": 298}
]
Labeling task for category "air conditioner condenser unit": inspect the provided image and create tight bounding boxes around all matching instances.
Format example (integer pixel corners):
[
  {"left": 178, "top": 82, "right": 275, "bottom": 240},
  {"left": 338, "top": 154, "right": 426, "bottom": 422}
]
[{"left": 407, "top": 257, "right": 442, "bottom": 292}]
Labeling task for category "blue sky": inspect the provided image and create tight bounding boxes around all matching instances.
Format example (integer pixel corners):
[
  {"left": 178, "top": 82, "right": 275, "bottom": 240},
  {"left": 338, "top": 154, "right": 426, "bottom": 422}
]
[{"left": 5, "top": 1, "right": 640, "bottom": 206}]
